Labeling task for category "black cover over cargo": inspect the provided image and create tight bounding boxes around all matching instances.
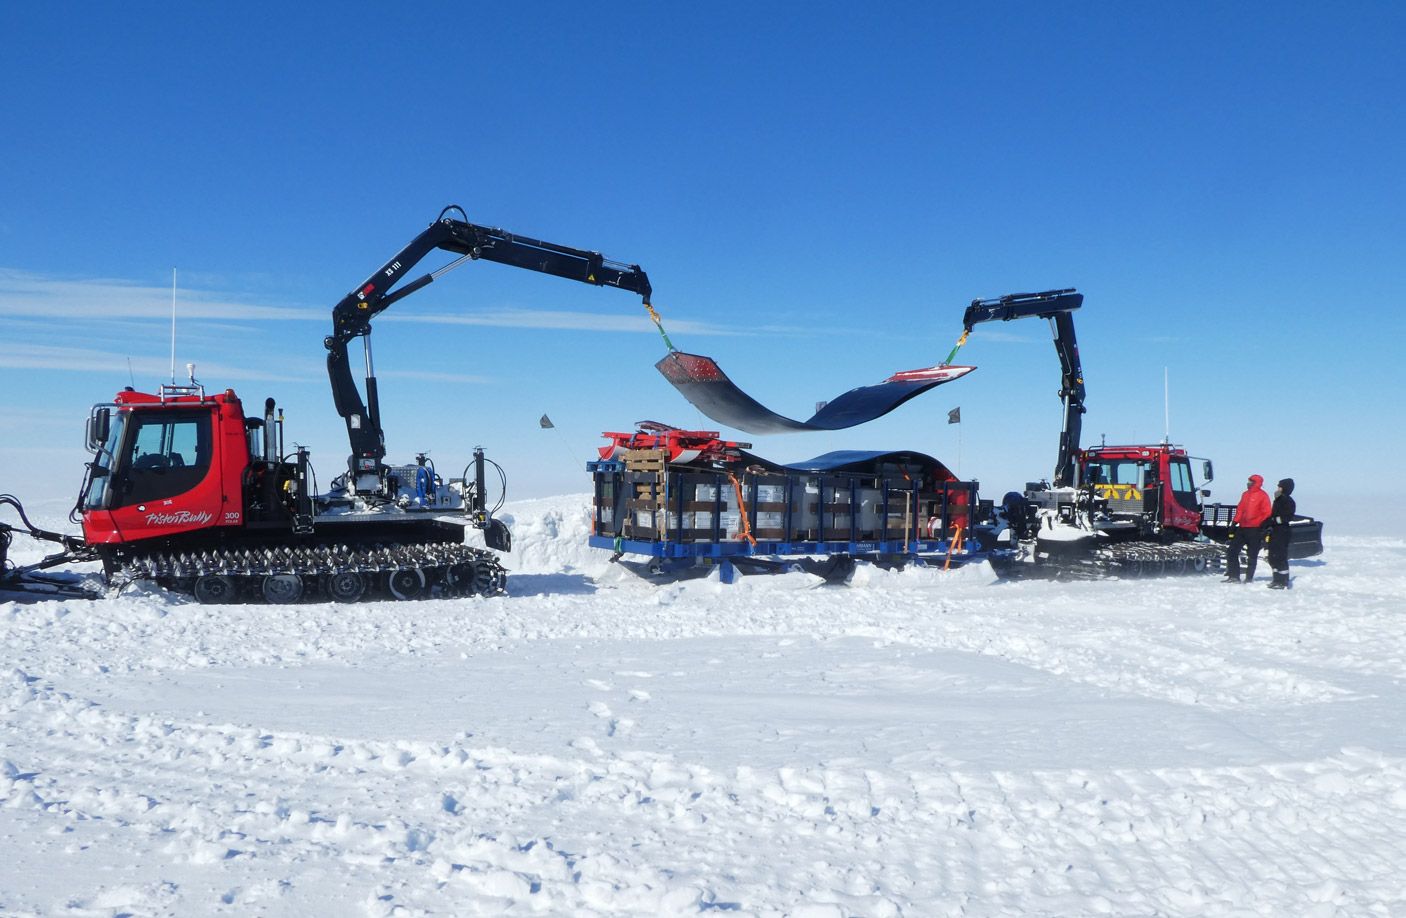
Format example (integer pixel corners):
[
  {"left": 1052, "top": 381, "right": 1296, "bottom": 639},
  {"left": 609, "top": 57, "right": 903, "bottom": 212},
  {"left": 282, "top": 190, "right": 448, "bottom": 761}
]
[{"left": 655, "top": 352, "right": 974, "bottom": 435}]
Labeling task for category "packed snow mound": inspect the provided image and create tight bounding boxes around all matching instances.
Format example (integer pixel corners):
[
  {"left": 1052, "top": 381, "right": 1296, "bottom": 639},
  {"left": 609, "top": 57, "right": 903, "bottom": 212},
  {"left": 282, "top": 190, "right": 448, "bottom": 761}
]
[{"left": 477, "top": 492, "right": 606, "bottom": 576}]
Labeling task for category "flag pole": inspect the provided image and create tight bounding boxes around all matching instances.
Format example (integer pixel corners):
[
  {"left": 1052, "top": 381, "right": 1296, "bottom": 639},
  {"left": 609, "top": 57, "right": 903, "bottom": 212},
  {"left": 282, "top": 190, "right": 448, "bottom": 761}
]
[
  {"left": 947, "top": 406, "right": 962, "bottom": 478},
  {"left": 539, "top": 414, "right": 586, "bottom": 478}
]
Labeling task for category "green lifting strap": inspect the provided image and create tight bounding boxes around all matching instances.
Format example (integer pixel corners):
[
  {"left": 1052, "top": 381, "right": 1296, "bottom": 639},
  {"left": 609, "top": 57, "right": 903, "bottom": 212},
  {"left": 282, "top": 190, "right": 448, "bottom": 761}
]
[
  {"left": 941, "top": 329, "right": 971, "bottom": 367},
  {"left": 644, "top": 302, "right": 677, "bottom": 352}
]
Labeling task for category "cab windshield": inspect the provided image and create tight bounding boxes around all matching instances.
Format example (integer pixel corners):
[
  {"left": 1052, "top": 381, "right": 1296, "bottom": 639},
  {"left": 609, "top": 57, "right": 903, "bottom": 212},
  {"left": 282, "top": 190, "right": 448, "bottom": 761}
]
[
  {"left": 83, "top": 411, "right": 128, "bottom": 510},
  {"left": 1087, "top": 459, "right": 1147, "bottom": 487}
]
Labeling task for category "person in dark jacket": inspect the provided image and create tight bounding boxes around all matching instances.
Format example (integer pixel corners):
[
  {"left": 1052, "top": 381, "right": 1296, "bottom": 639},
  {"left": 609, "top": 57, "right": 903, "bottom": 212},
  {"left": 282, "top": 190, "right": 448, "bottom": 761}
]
[
  {"left": 1266, "top": 478, "right": 1297, "bottom": 589},
  {"left": 1224, "top": 473, "right": 1271, "bottom": 582}
]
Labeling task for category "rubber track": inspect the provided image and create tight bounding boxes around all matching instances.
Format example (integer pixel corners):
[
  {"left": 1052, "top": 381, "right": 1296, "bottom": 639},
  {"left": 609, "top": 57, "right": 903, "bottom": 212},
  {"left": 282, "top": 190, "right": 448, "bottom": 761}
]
[
  {"left": 1015, "top": 540, "right": 1226, "bottom": 581},
  {"left": 1095, "top": 540, "right": 1226, "bottom": 566},
  {"left": 116, "top": 542, "right": 507, "bottom": 601}
]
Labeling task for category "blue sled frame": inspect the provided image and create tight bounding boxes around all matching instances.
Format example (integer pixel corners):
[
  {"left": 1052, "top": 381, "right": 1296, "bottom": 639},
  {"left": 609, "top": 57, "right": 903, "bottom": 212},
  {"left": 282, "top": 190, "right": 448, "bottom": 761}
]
[{"left": 587, "top": 458, "right": 1011, "bottom": 583}]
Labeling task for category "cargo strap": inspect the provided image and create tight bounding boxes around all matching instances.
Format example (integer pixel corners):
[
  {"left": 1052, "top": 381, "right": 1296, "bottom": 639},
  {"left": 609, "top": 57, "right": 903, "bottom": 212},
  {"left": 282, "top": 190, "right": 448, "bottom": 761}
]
[
  {"left": 944, "top": 524, "right": 965, "bottom": 571},
  {"left": 726, "top": 472, "right": 758, "bottom": 547},
  {"left": 644, "top": 301, "right": 677, "bottom": 352},
  {"left": 941, "top": 329, "right": 970, "bottom": 367}
]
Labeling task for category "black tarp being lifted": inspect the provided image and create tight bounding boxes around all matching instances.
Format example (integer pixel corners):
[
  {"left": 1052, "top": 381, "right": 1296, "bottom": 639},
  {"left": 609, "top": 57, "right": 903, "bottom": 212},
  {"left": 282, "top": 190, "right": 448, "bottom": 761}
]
[{"left": 655, "top": 352, "right": 975, "bottom": 435}]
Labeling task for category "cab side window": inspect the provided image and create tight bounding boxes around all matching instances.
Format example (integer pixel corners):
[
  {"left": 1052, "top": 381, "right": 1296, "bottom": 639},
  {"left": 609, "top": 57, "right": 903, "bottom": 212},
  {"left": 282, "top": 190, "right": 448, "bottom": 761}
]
[
  {"left": 116, "top": 412, "right": 212, "bottom": 506},
  {"left": 1170, "top": 461, "right": 1194, "bottom": 493},
  {"left": 1168, "top": 459, "right": 1199, "bottom": 510}
]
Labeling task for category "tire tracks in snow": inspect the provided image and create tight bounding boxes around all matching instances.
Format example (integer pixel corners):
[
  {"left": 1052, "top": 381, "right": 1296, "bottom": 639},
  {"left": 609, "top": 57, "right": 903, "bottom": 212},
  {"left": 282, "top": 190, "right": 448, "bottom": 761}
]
[{"left": 5, "top": 667, "right": 1406, "bottom": 915}]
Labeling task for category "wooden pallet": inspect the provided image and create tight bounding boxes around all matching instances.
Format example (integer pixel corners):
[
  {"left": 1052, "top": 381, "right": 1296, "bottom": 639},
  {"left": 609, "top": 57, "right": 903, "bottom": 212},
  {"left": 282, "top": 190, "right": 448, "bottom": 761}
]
[
  {"left": 622, "top": 450, "right": 668, "bottom": 539},
  {"left": 624, "top": 448, "right": 667, "bottom": 472}
]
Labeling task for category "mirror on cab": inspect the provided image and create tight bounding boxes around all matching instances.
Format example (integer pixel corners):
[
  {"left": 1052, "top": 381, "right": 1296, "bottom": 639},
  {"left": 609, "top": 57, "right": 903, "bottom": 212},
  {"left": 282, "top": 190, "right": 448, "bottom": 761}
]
[
  {"left": 1201, "top": 459, "right": 1214, "bottom": 484},
  {"left": 86, "top": 408, "right": 112, "bottom": 450}
]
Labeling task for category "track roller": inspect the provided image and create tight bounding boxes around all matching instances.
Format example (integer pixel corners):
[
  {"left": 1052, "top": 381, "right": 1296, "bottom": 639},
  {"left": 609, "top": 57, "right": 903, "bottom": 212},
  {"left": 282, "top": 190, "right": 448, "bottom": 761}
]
[
  {"left": 261, "top": 574, "right": 305, "bottom": 604},
  {"left": 322, "top": 571, "right": 367, "bottom": 603},
  {"left": 193, "top": 575, "right": 237, "bottom": 604},
  {"left": 386, "top": 568, "right": 427, "bottom": 600}
]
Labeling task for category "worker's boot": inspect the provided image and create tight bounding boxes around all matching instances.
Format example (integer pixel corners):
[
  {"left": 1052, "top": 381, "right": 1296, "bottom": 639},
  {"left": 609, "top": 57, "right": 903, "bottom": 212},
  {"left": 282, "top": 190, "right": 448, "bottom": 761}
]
[{"left": 1268, "top": 571, "right": 1289, "bottom": 590}]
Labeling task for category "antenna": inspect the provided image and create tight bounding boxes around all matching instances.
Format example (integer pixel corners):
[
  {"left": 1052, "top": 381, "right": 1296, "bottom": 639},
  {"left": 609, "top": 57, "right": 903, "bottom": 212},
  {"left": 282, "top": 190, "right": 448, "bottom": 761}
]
[
  {"left": 169, "top": 267, "right": 178, "bottom": 384},
  {"left": 126, "top": 357, "right": 136, "bottom": 388},
  {"left": 1163, "top": 366, "right": 1170, "bottom": 444}
]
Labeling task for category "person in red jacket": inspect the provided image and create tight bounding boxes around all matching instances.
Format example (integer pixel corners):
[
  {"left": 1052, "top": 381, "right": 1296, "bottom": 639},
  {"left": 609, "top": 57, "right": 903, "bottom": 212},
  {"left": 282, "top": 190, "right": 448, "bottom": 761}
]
[{"left": 1223, "top": 473, "right": 1272, "bottom": 582}]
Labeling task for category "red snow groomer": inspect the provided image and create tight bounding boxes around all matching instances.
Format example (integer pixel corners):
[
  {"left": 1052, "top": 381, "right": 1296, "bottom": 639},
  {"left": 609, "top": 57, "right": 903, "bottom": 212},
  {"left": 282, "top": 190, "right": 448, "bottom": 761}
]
[
  {"left": 1, "top": 206, "right": 653, "bottom": 603},
  {"left": 956, "top": 290, "right": 1321, "bottom": 577}
]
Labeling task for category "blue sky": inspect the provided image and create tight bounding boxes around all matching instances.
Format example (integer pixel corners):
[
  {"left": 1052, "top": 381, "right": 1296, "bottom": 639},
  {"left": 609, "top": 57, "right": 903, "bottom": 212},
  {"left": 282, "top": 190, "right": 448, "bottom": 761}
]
[{"left": 3, "top": 3, "right": 1403, "bottom": 518}]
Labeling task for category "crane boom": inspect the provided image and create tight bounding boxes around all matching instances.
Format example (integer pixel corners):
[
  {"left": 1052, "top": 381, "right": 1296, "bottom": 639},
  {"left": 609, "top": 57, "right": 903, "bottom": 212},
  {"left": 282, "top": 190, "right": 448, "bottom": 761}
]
[
  {"left": 961, "top": 289, "right": 1085, "bottom": 487},
  {"left": 324, "top": 205, "right": 652, "bottom": 492}
]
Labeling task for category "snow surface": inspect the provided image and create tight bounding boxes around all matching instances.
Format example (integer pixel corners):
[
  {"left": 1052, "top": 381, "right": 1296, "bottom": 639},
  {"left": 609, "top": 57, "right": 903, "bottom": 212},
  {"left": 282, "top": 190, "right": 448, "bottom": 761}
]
[{"left": 3, "top": 494, "right": 1405, "bottom": 916}]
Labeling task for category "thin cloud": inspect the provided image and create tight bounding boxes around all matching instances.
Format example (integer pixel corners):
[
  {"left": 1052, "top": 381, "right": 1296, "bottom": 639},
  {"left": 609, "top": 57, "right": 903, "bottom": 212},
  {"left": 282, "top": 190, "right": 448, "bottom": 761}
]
[
  {"left": 0, "top": 269, "right": 321, "bottom": 322},
  {"left": 0, "top": 343, "right": 315, "bottom": 383},
  {"left": 0, "top": 269, "right": 782, "bottom": 337},
  {"left": 0, "top": 268, "right": 870, "bottom": 342},
  {"left": 0, "top": 405, "right": 82, "bottom": 431}
]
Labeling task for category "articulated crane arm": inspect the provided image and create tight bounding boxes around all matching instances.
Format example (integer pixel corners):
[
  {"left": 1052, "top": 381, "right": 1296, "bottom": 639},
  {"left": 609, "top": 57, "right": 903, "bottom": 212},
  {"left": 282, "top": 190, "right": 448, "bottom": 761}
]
[
  {"left": 960, "top": 288, "right": 1085, "bottom": 488},
  {"left": 325, "top": 204, "right": 653, "bottom": 493}
]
